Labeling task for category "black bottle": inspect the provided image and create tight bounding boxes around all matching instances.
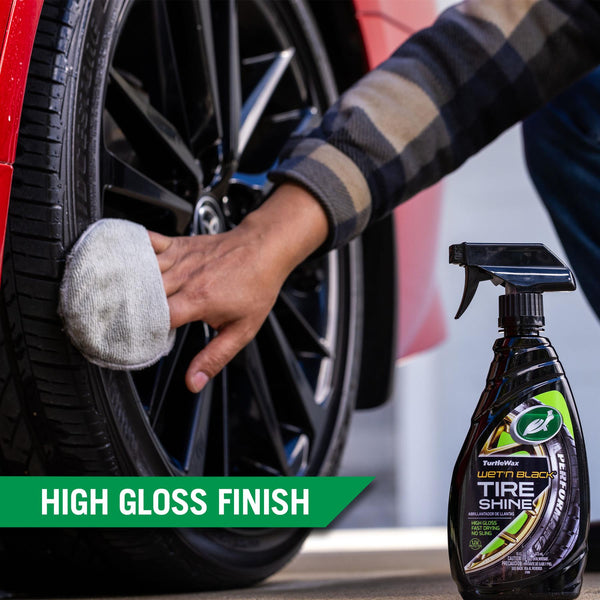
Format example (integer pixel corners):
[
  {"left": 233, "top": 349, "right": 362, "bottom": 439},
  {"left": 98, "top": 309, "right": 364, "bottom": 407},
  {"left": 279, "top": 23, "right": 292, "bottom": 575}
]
[{"left": 447, "top": 243, "right": 589, "bottom": 600}]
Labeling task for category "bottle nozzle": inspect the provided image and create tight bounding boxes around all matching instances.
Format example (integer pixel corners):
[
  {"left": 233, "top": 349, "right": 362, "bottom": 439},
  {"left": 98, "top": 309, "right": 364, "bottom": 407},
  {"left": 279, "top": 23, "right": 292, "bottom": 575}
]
[{"left": 450, "top": 243, "right": 576, "bottom": 320}]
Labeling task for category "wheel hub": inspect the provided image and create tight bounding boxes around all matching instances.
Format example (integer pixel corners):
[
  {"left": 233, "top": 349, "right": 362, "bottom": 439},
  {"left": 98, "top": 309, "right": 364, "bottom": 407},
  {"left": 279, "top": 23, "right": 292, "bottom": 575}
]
[{"left": 193, "top": 195, "right": 226, "bottom": 235}]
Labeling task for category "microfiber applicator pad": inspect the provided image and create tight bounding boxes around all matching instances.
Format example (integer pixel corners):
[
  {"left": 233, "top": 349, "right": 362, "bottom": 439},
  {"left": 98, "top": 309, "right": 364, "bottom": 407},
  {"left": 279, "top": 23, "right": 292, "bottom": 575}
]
[{"left": 58, "top": 218, "right": 175, "bottom": 370}]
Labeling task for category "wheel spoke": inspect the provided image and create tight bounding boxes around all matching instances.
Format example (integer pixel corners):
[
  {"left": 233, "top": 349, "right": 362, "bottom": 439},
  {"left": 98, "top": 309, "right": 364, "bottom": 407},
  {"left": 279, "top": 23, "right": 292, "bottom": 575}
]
[
  {"left": 244, "top": 340, "right": 292, "bottom": 475},
  {"left": 211, "top": 0, "right": 242, "bottom": 187},
  {"left": 221, "top": 366, "right": 230, "bottom": 476},
  {"left": 263, "top": 314, "right": 324, "bottom": 439},
  {"left": 227, "top": 170, "right": 273, "bottom": 220},
  {"left": 291, "top": 106, "right": 320, "bottom": 136},
  {"left": 238, "top": 49, "right": 295, "bottom": 157},
  {"left": 106, "top": 68, "right": 203, "bottom": 189},
  {"left": 276, "top": 291, "right": 332, "bottom": 358},
  {"left": 226, "top": 106, "right": 317, "bottom": 212},
  {"left": 148, "top": 325, "right": 190, "bottom": 428},
  {"left": 151, "top": 2, "right": 190, "bottom": 140},
  {"left": 192, "top": 0, "right": 223, "bottom": 144},
  {"left": 229, "top": 171, "right": 270, "bottom": 193},
  {"left": 183, "top": 383, "right": 213, "bottom": 474},
  {"left": 102, "top": 149, "right": 193, "bottom": 234}
]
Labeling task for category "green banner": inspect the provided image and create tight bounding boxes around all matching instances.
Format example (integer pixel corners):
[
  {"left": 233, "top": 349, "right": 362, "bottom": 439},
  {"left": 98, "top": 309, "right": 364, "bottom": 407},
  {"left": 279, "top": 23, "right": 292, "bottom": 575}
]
[{"left": 0, "top": 477, "right": 372, "bottom": 527}]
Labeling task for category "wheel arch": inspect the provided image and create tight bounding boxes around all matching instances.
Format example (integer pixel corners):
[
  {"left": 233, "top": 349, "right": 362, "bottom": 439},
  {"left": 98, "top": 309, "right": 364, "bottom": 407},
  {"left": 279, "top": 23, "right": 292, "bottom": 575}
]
[{"left": 308, "top": 0, "right": 397, "bottom": 409}]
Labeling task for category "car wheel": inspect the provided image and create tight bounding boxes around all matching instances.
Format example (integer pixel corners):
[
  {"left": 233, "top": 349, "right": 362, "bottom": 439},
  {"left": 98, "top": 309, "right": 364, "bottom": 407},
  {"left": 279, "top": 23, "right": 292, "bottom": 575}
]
[{"left": 0, "top": 0, "right": 362, "bottom": 593}]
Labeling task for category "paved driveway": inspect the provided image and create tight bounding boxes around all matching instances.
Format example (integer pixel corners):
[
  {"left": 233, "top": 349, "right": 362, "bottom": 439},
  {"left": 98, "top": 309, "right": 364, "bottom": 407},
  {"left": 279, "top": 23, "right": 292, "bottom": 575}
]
[{"left": 100, "top": 529, "right": 600, "bottom": 600}]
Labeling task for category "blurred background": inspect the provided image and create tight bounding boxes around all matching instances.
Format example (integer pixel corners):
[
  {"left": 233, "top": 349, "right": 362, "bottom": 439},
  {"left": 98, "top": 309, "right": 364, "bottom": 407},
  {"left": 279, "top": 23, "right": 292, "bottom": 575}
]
[{"left": 335, "top": 101, "right": 600, "bottom": 528}]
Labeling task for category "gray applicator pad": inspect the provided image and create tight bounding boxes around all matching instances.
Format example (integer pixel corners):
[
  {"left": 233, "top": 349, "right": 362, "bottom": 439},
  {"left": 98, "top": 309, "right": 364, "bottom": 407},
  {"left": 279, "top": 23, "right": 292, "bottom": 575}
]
[{"left": 58, "top": 218, "right": 175, "bottom": 370}]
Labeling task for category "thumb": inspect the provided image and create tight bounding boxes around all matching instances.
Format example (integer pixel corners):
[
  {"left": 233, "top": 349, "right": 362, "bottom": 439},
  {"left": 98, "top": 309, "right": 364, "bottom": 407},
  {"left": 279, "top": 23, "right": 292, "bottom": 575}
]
[{"left": 185, "top": 321, "right": 254, "bottom": 393}]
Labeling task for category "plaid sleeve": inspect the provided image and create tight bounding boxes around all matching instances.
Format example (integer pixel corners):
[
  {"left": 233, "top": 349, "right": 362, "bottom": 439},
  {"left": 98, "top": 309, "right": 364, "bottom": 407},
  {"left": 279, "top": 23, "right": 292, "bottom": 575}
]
[{"left": 268, "top": 0, "right": 600, "bottom": 251}]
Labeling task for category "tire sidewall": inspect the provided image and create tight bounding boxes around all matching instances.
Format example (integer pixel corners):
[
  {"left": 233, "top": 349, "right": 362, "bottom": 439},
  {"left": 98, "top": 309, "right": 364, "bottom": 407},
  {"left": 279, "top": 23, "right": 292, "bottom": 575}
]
[{"left": 69, "top": 0, "right": 125, "bottom": 241}]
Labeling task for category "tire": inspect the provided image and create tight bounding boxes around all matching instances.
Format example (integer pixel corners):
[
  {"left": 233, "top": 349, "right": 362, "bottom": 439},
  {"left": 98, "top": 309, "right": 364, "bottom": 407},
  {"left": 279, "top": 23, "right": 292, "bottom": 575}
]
[{"left": 0, "top": 0, "right": 363, "bottom": 594}]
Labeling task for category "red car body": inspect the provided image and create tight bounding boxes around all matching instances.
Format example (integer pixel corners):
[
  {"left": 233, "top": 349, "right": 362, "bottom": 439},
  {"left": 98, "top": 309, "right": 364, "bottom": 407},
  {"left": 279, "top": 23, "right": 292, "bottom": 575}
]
[
  {"left": 0, "top": 0, "right": 43, "bottom": 272},
  {"left": 0, "top": 0, "right": 444, "bottom": 362}
]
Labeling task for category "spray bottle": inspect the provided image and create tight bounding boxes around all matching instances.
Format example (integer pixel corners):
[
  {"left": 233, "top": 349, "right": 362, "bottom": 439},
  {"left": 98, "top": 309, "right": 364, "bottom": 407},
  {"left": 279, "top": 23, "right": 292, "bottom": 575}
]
[{"left": 447, "top": 243, "right": 589, "bottom": 600}]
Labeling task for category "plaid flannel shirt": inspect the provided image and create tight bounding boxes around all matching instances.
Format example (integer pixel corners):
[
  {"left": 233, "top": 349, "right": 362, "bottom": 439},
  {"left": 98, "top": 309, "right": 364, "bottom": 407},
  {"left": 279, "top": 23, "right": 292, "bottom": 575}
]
[{"left": 269, "top": 0, "right": 600, "bottom": 251}]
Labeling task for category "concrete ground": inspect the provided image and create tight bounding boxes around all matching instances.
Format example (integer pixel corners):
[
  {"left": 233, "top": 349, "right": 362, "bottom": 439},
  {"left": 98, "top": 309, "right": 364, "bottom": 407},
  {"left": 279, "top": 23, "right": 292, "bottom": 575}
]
[{"left": 97, "top": 529, "right": 600, "bottom": 600}]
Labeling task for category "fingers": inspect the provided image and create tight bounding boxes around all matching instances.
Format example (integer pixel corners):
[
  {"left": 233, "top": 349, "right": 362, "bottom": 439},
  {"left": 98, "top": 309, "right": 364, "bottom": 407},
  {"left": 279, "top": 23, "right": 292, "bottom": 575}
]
[
  {"left": 148, "top": 231, "right": 180, "bottom": 276},
  {"left": 148, "top": 232, "right": 186, "bottom": 297},
  {"left": 148, "top": 230, "right": 172, "bottom": 254},
  {"left": 167, "top": 291, "right": 203, "bottom": 329},
  {"left": 185, "top": 321, "right": 254, "bottom": 393}
]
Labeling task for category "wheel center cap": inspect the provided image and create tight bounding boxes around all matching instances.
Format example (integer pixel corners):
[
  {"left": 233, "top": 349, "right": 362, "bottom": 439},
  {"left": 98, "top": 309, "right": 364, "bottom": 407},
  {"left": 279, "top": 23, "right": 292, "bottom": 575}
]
[{"left": 193, "top": 196, "right": 225, "bottom": 236}]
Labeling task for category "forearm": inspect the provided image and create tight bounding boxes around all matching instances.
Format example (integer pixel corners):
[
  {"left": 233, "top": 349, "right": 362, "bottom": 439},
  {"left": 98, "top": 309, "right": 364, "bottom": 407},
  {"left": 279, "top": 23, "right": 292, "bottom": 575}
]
[{"left": 270, "top": 0, "right": 600, "bottom": 250}]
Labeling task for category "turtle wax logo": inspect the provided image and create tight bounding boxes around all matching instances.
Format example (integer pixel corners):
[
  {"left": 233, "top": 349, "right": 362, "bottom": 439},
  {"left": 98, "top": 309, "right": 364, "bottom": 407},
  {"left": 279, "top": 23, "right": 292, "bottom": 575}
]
[{"left": 511, "top": 405, "right": 563, "bottom": 445}]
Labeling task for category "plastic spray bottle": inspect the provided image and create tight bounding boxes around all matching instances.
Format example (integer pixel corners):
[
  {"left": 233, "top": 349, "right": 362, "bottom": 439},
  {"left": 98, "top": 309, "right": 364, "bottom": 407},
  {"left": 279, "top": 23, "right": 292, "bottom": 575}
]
[{"left": 447, "top": 243, "right": 589, "bottom": 600}]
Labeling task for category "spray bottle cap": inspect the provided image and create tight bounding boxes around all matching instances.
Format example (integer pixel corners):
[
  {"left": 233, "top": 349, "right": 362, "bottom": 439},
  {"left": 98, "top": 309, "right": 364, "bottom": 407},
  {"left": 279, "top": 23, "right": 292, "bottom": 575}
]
[{"left": 450, "top": 243, "right": 575, "bottom": 332}]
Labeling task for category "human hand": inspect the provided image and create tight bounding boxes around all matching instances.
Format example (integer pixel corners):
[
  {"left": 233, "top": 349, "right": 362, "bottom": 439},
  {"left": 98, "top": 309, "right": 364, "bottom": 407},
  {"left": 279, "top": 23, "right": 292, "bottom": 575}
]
[{"left": 149, "top": 183, "right": 329, "bottom": 393}]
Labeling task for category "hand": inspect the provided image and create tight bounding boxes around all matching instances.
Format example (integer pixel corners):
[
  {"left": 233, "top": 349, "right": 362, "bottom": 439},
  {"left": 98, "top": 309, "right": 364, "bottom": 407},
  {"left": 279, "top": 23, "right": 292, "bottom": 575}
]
[{"left": 149, "top": 183, "right": 329, "bottom": 393}]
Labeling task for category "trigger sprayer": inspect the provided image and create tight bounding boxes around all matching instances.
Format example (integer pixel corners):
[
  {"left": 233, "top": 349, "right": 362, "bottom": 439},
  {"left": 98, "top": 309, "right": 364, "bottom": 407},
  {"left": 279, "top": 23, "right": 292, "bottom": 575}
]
[{"left": 447, "top": 243, "right": 589, "bottom": 600}]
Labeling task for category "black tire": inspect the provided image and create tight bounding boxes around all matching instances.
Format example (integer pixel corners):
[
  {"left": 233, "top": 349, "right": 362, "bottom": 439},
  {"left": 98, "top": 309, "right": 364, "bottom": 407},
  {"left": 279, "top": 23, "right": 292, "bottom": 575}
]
[{"left": 0, "top": 0, "right": 363, "bottom": 594}]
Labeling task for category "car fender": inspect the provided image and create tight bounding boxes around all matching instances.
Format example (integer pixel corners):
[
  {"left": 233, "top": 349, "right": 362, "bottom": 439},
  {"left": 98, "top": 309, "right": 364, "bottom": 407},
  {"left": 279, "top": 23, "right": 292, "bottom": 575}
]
[{"left": 0, "top": 0, "right": 43, "bottom": 277}]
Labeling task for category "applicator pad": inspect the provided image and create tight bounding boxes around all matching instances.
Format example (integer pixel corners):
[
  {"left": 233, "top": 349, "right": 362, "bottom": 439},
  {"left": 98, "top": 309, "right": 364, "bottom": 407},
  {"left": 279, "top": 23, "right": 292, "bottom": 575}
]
[{"left": 58, "top": 218, "right": 175, "bottom": 370}]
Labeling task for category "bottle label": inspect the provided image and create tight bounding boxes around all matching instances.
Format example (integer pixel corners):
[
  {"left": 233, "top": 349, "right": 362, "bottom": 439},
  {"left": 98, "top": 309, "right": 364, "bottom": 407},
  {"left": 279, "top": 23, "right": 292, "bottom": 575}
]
[{"left": 461, "top": 390, "right": 580, "bottom": 580}]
